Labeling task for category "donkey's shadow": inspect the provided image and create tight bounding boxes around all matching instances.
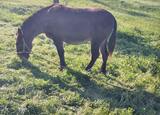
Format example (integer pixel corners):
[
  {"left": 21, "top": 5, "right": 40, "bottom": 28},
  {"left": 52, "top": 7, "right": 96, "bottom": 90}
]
[
  {"left": 8, "top": 60, "right": 160, "bottom": 113},
  {"left": 65, "top": 68, "right": 160, "bottom": 114}
]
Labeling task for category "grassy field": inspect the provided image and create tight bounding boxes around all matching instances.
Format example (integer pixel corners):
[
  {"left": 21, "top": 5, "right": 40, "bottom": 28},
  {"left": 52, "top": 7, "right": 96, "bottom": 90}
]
[{"left": 0, "top": 0, "right": 160, "bottom": 114}]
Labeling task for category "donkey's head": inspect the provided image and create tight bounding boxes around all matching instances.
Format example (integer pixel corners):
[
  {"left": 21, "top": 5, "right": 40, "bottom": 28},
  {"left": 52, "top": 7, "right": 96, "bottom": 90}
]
[{"left": 16, "top": 28, "right": 31, "bottom": 59}]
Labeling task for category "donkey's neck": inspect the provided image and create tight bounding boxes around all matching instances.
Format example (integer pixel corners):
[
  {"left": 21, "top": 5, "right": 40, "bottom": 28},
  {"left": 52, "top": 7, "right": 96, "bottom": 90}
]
[{"left": 21, "top": 14, "right": 43, "bottom": 41}]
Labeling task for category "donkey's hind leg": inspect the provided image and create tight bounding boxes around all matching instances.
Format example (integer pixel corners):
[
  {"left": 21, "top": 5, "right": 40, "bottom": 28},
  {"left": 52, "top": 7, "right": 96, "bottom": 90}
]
[
  {"left": 100, "top": 40, "right": 109, "bottom": 74},
  {"left": 85, "top": 40, "right": 101, "bottom": 71}
]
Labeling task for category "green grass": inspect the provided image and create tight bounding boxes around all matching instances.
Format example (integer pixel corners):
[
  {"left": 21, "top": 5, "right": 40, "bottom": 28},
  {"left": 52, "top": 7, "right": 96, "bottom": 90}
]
[{"left": 0, "top": 0, "right": 160, "bottom": 114}]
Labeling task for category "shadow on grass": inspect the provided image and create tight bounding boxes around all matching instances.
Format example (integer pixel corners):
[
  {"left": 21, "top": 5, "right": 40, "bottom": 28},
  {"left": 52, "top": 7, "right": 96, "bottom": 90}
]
[
  {"left": 8, "top": 59, "right": 68, "bottom": 89},
  {"left": 8, "top": 60, "right": 160, "bottom": 113},
  {"left": 117, "top": 31, "right": 160, "bottom": 58},
  {"left": 66, "top": 67, "right": 160, "bottom": 114}
]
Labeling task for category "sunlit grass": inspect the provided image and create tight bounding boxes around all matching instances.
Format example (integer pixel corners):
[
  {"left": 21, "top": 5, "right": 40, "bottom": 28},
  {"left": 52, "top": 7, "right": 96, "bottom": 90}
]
[{"left": 0, "top": 0, "right": 160, "bottom": 114}]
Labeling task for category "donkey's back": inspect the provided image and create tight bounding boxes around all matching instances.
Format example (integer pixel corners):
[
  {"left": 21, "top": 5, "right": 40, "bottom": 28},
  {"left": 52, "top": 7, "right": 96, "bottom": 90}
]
[{"left": 41, "top": 4, "right": 116, "bottom": 43}]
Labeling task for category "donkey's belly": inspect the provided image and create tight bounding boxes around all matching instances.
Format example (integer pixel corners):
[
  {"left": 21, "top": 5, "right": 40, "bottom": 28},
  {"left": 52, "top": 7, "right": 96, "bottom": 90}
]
[{"left": 64, "top": 36, "right": 90, "bottom": 44}]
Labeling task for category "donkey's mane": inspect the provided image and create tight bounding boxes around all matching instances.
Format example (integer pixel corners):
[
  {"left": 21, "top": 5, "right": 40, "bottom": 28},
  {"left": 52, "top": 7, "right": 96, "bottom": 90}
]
[
  {"left": 47, "top": 4, "right": 104, "bottom": 14},
  {"left": 21, "top": 5, "right": 52, "bottom": 30}
]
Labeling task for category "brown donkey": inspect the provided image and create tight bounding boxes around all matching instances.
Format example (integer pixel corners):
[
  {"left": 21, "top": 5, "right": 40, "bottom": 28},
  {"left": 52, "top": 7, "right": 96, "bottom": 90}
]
[{"left": 16, "top": 4, "right": 117, "bottom": 74}]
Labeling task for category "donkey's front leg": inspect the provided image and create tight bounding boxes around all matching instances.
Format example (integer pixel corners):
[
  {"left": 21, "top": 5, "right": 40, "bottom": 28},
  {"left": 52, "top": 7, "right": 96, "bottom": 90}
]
[{"left": 54, "top": 40, "right": 67, "bottom": 71}]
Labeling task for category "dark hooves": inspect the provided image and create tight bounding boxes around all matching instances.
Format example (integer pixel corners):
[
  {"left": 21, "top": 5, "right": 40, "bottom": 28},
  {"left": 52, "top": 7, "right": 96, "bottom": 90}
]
[
  {"left": 85, "top": 67, "right": 109, "bottom": 75},
  {"left": 59, "top": 65, "right": 67, "bottom": 71},
  {"left": 99, "top": 70, "right": 109, "bottom": 75},
  {"left": 85, "top": 68, "right": 92, "bottom": 72}
]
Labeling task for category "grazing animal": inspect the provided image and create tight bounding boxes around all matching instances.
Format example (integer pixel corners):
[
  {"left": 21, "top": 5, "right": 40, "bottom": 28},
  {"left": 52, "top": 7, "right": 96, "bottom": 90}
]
[{"left": 16, "top": 4, "right": 117, "bottom": 74}]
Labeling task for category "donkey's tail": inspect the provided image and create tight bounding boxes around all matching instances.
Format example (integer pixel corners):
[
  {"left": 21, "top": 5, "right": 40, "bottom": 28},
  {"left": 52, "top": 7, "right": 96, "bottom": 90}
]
[{"left": 107, "top": 18, "right": 117, "bottom": 57}]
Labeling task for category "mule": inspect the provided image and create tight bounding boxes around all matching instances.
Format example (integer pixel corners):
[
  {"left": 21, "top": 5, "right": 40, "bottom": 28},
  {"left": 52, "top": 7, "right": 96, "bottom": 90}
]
[{"left": 16, "top": 4, "right": 117, "bottom": 74}]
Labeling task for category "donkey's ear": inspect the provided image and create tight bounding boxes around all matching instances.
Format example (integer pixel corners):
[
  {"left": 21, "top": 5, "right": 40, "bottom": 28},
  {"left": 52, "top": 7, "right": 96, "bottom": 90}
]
[
  {"left": 17, "top": 28, "right": 22, "bottom": 36},
  {"left": 18, "top": 28, "right": 21, "bottom": 34}
]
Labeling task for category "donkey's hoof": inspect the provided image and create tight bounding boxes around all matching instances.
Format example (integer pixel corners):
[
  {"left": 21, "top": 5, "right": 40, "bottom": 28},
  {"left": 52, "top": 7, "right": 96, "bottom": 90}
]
[
  {"left": 99, "top": 70, "right": 109, "bottom": 75},
  {"left": 85, "top": 68, "right": 92, "bottom": 72},
  {"left": 59, "top": 66, "right": 67, "bottom": 71}
]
